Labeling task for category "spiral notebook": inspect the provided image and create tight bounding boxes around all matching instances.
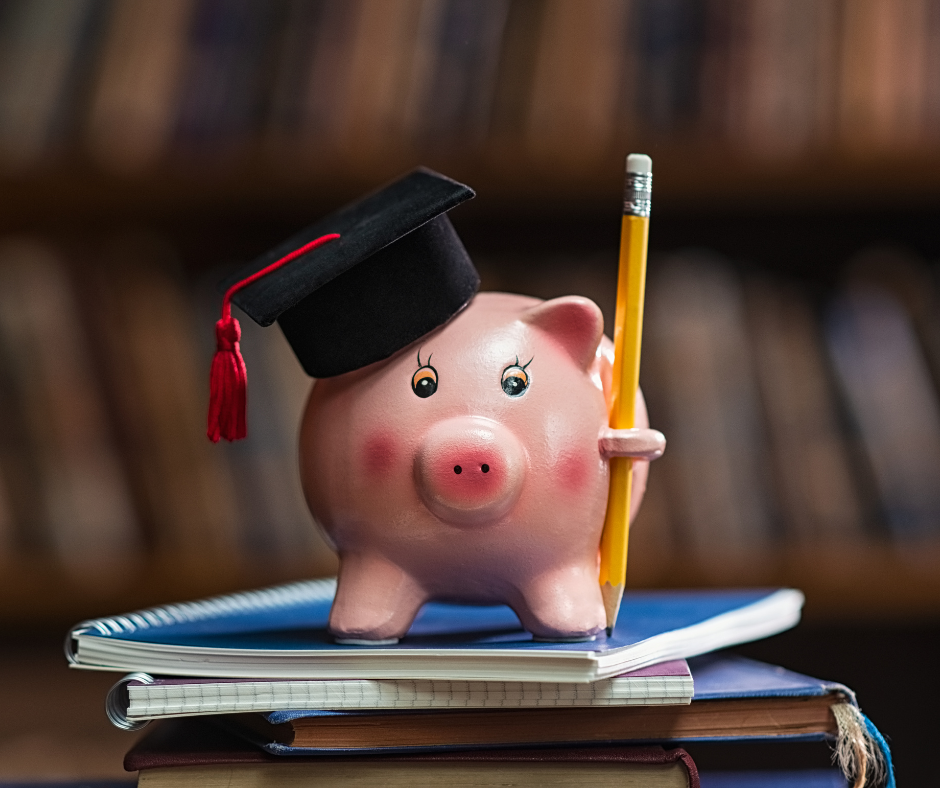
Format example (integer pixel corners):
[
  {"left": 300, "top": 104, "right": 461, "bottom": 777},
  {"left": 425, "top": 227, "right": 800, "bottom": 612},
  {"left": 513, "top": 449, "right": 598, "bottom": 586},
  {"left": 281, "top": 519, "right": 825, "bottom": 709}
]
[
  {"left": 67, "top": 578, "right": 803, "bottom": 683},
  {"left": 108, "top": 659, "right": 692, "bottom": 729}
]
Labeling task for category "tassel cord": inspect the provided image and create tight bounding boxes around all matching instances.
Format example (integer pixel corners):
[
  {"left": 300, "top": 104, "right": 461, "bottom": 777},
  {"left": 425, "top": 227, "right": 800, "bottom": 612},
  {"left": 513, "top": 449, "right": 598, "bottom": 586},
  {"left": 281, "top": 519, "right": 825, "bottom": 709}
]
[{"left": 207, "top": 233, "right": 340, "bottom": 442}]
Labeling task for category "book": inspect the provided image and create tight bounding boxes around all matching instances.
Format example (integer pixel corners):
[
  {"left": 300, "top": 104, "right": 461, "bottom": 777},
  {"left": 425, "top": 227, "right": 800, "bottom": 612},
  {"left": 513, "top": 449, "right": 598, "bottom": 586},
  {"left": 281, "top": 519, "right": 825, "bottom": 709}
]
[
  {"left": 121, "top": 653, "right": 892, "bottom": 787},
  {"left": 837, "top": 0, "right": 929, "bottom": 151},
  {"left": 744, "top": 276, "right": 864, "bottom": 545},
  {"left": 401, "top": 0, "right": 511, "bottom": 146},
  {"left": 644, "top": 254, "right": 776, "bottom": 566},
  {"left": 125, "top": 720, "right": 700, "bottom": 788},
  {"left": 525, "top": 0, "right": 628, "bottom": 161},
  {"left": 82, "top": 235, "right": 243, "bottom": 557},
  {"left": 631, "top": 0, "right": 707, "bottom": 134},
  {"left": 332, "top": 0, "right": 424, "bottom": 156},
  {"left": 701, "top": 773, "right": 848, "bottom": 788},
  {"left": 738, "top": 0, "right": 839, "bottom": 157},
  {"left": 84, "top": 0, "right": 195, "bottom": 172},
  {"left": 0, "top": 0, "right": 103, "bottom": 171},
  {"left": 109, "top": 660, "right": 692, "bottom": 727},
  {"left": 172, "top": 0, "right": 287, "bottom": 150},
  {"left": 210, "top": 653, "right": 854, "bottom": 753},
  {"left": 201, "top": 653, "right": 895, "bottom": 787},
  {"left": 0, "top": 238, "right": 140, "bottom": 574},
  {"left": 825, "top": 282, "right": 940, "bottom": 541},
  {"left": 67, "top": 577, "right": 803, "bottom": 682},
  {"left": 487, "top": 0, "right": 548, "bottom": 137}
]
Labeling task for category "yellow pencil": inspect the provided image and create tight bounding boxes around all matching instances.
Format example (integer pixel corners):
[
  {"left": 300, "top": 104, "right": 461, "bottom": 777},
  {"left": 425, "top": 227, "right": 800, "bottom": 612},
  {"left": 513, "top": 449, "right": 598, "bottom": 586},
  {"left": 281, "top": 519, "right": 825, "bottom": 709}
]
[{"left": 600, "top": 153, "right": 652, "bottom": 634}]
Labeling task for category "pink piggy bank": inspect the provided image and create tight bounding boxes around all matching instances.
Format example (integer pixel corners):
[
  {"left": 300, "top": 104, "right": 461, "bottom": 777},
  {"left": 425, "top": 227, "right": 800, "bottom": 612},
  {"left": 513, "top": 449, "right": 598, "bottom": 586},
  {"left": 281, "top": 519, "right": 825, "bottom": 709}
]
[{"left": 299, "top": 292, "right": 665, "bottom": 643}]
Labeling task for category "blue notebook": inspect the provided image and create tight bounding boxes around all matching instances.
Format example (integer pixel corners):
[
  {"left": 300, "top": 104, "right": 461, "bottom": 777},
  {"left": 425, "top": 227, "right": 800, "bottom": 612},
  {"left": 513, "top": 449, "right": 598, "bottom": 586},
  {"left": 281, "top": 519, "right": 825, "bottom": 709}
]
[{"left": 67, "top": 578, "right": 803, "bottom": 683}]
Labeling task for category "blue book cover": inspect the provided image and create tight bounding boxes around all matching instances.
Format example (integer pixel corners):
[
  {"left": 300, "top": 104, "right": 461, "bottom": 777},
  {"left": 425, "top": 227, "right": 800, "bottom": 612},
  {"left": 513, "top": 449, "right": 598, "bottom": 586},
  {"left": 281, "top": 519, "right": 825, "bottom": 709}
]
[
  {"left": 700, "top": 772, "right": 847, "bottom": 788},
  {"left": 67, "top": 578, "right": 803, "bottom": 682}
]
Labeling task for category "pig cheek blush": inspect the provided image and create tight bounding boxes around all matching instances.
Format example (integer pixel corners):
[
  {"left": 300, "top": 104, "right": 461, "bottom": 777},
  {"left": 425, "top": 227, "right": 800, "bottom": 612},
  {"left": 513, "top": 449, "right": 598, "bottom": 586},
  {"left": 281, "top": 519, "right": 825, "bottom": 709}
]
[
  {"left": 362, "top": 433, "right": 399, "bottom": 478},
  {"left": 554, "top": 450, "right": 593, "bottom": 495}
]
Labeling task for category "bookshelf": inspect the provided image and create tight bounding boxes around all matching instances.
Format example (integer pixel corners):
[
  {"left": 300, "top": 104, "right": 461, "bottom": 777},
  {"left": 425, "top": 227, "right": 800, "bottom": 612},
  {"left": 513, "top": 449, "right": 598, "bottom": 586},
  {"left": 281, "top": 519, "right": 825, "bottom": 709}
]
[{"left": 2, "top": 0, "right": 940, "bottom": 625}]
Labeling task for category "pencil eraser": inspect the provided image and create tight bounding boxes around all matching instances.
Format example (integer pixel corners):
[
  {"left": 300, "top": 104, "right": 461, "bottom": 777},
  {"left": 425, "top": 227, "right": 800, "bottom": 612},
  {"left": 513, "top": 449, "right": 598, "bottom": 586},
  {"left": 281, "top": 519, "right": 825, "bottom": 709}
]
[{"left": 626, "top": 153, "right": 652, "bottom": 174}]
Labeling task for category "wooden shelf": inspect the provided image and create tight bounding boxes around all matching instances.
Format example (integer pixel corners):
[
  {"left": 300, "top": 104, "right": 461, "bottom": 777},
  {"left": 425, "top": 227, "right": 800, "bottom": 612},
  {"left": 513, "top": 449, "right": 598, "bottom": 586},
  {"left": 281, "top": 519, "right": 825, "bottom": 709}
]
[
  {"left": 0, "top": 553, "right": 337, "bottom": 628},
  {"left": 626, "top": 542, "right": 940, "bottom": 622},
  {"left": 2, "top": 543, "right": 938, "bottom": 627},
  {"left": 4, "top": 141, "right": 940, "bottom": 232}
]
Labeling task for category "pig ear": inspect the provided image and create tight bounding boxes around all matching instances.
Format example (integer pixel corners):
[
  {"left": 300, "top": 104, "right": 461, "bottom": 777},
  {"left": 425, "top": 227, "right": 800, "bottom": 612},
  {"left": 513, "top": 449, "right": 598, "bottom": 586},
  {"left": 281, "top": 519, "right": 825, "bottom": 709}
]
[{"left": 522, "top": 296, "right": 604, "bottom": 369}]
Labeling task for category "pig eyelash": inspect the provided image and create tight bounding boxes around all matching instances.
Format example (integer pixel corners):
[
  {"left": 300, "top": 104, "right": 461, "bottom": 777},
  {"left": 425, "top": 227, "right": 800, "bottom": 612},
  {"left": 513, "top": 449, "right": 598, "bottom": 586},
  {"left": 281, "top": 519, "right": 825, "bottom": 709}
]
[{"left": 416, "top": 350, "right": 433, "bottom": 368}]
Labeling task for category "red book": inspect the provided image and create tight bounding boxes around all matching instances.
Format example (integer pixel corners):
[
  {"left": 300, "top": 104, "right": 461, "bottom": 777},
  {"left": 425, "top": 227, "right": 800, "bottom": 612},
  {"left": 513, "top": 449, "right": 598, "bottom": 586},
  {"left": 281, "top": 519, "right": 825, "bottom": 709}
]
[{"left": 126, "top": 717, "right": 699, "bottom": 788}]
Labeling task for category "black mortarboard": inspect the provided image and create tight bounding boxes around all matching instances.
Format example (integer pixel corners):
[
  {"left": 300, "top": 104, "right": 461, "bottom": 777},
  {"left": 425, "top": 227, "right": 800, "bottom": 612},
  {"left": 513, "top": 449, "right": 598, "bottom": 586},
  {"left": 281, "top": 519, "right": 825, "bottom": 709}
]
[
  {"left": 225, "top": 168, "right": 478, "bottom": 378},
  {"left": 207, "top": 168, "right": 478, "bottom": 442}
]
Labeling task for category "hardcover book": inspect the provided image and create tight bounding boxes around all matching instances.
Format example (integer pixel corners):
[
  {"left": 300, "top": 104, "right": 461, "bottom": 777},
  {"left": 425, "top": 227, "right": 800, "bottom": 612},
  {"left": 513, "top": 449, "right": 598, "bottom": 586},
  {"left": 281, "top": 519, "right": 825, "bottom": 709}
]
[
  {"left": 212, "top": 653, "right": 860, "bottom": 754},
  {"left": 125, "top": 719, "right": 700, "bottom": 788}
]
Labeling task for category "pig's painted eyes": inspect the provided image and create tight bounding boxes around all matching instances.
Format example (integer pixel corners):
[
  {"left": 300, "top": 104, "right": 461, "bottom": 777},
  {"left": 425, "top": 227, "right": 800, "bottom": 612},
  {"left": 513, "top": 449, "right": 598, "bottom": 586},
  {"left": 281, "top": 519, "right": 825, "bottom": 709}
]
[
  {"left": 501, "top": 359, "right": 532, "bottom": 397},
  {"left": 412, "top": 354, "right": 438, "bottom": 398}
]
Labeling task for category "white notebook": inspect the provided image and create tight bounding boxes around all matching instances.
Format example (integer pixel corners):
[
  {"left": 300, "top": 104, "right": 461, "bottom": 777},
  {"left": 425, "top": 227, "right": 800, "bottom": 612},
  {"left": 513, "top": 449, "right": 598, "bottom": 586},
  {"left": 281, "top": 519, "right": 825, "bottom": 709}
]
[{"left": 106, "top": 659, "right": 692, "bottom": 729}]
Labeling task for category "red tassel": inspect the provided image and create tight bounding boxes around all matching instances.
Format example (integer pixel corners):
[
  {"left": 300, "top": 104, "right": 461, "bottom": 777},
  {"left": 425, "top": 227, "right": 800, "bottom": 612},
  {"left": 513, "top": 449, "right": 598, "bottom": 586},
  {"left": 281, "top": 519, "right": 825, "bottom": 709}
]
[
  {"left": 207, "top": 315, "right": 247, "bottom": 442},
  {"left": 207, "top": 232, "right": 340, "bottom": 443}
]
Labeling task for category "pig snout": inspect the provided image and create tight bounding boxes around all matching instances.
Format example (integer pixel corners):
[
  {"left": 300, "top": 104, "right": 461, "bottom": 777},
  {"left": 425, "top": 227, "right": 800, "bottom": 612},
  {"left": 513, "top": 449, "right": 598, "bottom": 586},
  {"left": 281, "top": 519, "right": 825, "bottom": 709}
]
[{"left": 414, "top": 416, "right": 525, "bottom": 527}]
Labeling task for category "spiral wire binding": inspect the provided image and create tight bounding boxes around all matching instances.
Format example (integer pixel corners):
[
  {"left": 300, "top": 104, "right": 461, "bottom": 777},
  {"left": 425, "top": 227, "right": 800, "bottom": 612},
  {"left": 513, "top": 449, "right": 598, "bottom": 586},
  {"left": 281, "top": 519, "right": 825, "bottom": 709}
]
[
  {"left": 65, "top": 577, "right": 338, "bottom": 665},
  {"left": 106, "top": 672, "right": 155, "bottom": 731}
]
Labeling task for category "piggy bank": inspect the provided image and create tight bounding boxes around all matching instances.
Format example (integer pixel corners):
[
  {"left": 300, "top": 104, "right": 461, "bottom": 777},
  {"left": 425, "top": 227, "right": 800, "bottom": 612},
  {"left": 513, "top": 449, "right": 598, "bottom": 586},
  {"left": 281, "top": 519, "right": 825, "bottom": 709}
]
[{"left": 299, "top": 292, "right": 665, "bottom": 643}]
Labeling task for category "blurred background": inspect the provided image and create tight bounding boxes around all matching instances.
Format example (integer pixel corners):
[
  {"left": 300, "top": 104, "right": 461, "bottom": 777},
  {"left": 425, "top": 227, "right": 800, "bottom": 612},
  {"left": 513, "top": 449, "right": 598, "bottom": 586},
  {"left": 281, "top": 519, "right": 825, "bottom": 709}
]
[{"left": 0, "top": 0, "right": 939, "bottom": 782}]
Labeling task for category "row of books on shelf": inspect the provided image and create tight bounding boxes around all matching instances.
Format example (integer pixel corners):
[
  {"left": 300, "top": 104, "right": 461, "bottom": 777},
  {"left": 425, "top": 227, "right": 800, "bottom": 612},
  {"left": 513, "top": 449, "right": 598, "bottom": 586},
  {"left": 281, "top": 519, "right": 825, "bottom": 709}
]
[
  {"left": 2, "top": 234, "right": 940, "bottom": 580},
  {"left": 1, "top": 0, "right": 939, "bottom": 176},
  {"left": 0, "top": 235, "right": 335, "bottom": 580},
  {"left": 68, "top": 578, "right": 889, "bottom": 786}
]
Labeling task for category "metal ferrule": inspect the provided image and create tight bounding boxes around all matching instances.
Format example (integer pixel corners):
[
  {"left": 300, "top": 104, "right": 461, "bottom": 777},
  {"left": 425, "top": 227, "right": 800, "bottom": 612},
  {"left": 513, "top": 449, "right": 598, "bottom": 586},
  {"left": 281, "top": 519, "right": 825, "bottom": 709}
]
[{"left": 623, "top": 171, "right": 652, "bottom": 217}]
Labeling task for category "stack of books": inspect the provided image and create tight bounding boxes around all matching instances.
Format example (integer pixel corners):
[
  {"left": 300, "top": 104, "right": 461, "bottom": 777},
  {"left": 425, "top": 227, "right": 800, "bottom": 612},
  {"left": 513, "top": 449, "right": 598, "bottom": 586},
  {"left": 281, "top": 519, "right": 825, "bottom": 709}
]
[{"left": 67, "top": 578, "right": 893, "bottom": 786}]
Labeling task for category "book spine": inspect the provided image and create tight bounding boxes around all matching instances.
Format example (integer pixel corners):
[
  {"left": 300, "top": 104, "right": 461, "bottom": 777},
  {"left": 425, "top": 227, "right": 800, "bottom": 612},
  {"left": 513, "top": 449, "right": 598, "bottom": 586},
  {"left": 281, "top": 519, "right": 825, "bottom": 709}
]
[
  {"left": 644, "top": 253, "right": 777, "bottom": 568},
  {"left": 825, "top": 283, "right": 940, "bottom": 541},
  {"left": 0, "top": 239, "right": 141, "bottom": 574},
  {"left": 525, "top": 0, "right": 629, "bottom": 159},
  {"left": 0, "top": 0, "right": 101, "bottom": 170},
  {"left": 84, "top": 0, "right": 196, "bottom": 172},
  {"left": 745, "top": 277, "right": 865, "bottom": 544}
]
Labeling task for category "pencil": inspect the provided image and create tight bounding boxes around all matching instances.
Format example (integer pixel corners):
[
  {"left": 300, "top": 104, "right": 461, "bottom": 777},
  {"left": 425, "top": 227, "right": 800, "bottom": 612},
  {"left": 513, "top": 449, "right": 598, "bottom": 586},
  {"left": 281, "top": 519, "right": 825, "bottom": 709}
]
[{"left": 599, "top": 153, "right": 652, "bottom": 635}]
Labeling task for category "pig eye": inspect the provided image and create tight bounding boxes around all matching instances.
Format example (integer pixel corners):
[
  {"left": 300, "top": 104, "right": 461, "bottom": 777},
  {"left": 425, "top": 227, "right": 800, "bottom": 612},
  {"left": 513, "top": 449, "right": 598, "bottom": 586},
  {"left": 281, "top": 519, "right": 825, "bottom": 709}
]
[
  {"left": 501, "top": 362, "right": 530, "bottom": 397},
  {"left": 412, "top": 365, "right": 438, "bottom": 398}
]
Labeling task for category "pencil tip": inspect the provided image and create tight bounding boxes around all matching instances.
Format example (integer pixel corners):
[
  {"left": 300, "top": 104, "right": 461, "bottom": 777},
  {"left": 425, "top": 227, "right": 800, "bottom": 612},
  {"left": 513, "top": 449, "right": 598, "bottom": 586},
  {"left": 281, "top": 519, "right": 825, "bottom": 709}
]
[{"left": 605, "top": 627, "right": 612, "bottom": 637}]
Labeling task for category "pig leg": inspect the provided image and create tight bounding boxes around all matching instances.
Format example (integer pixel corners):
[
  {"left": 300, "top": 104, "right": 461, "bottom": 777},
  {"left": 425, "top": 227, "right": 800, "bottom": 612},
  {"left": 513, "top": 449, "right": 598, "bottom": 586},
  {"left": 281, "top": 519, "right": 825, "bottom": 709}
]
[
  {"left": 511, "top": 564, "right": 605, "bottom": 641},
  {"left": 329, "top": 554, "right": 426, "bottom": 643}
]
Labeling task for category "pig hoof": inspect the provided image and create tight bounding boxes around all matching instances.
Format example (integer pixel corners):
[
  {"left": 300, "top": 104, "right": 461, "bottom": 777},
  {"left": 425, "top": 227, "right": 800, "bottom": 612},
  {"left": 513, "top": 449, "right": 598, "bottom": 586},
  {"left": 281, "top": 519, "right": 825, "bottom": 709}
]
[
  {"left": 334, "top": 636, "right": 400, "bottom": 646},
  {"left": 532, "top": 634, "right": 598, "bottom": 643}
]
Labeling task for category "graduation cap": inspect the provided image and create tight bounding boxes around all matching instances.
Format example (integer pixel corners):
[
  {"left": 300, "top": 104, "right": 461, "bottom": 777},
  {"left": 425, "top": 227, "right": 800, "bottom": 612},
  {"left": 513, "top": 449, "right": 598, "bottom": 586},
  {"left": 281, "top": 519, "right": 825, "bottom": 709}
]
[{"left": 208, "top": 168, "right": 479, "bottom": 442}]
